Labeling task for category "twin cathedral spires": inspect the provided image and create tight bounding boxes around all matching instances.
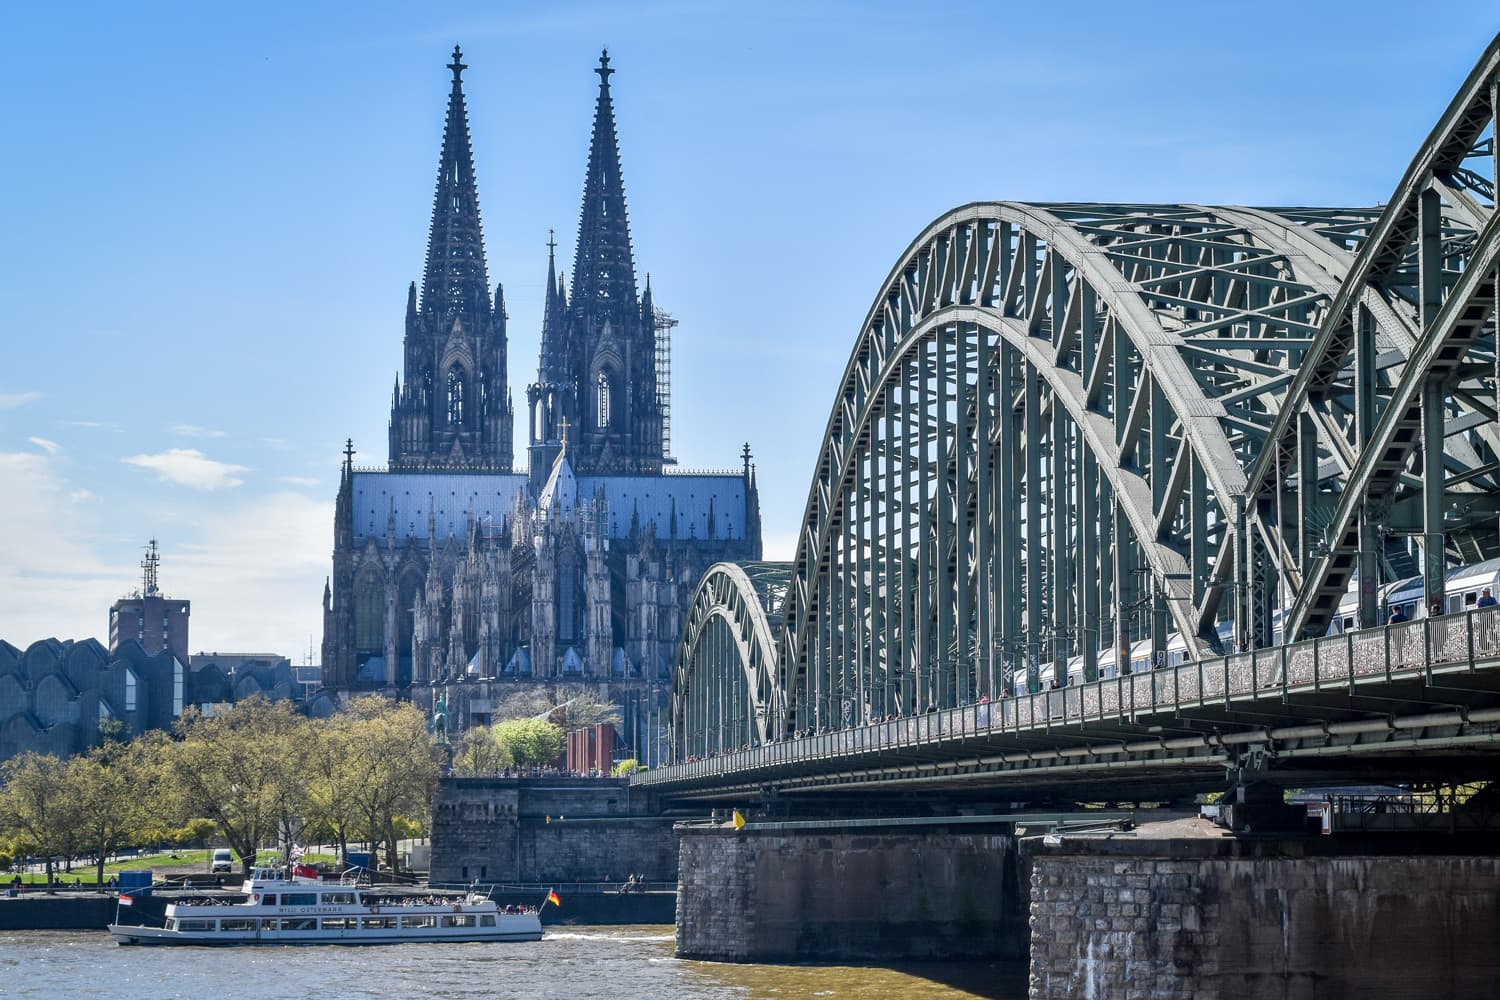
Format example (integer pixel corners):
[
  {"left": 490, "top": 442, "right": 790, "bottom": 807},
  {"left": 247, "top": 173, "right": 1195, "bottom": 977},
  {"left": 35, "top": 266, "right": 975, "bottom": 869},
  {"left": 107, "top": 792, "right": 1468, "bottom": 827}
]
[{"left": 389, "top": 46, "right": 663, "bottom": 479}]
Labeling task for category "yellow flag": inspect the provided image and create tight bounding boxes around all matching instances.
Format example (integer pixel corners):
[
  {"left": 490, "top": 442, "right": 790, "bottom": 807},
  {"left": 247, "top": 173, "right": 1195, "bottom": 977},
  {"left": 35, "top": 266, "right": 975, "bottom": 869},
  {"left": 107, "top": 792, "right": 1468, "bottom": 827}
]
[{"left": 732, "top": 810, "right": 746, "bottom": 831}]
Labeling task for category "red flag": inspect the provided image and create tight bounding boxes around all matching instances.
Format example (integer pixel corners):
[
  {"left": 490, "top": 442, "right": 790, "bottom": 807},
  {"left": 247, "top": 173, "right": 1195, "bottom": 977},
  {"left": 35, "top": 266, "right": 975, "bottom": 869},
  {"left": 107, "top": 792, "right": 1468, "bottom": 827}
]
[{"left": 118, "top": 894, "right": 134, "bottom": 907}]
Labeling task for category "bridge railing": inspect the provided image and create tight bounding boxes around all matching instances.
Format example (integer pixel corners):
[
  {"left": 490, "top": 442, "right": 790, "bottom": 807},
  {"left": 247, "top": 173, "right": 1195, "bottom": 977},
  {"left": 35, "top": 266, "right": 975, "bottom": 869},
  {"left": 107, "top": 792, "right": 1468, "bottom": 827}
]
[{"left": 641, "top": 606, "right": 1500, "bottom": 784}]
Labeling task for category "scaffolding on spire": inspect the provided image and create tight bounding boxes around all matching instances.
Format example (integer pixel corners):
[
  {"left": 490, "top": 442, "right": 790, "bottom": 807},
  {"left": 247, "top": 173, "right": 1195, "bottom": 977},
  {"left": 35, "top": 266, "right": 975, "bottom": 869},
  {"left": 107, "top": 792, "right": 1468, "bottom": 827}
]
[{"left": 653, "top": 305, "right": 679, "bottom": 464}]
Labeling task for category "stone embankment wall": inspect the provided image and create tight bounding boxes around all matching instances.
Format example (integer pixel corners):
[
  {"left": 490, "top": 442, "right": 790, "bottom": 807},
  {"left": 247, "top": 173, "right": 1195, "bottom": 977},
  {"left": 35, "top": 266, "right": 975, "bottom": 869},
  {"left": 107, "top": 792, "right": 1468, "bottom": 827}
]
[
  {"left": 430, "top": 777, "right": 681, "bottom": 885},
  {"left": 676, "top": 824, "right": 1027, "bottom": 962},
  {"left": 1029, "top": 849, "right": 1500, "bottom": 999}
]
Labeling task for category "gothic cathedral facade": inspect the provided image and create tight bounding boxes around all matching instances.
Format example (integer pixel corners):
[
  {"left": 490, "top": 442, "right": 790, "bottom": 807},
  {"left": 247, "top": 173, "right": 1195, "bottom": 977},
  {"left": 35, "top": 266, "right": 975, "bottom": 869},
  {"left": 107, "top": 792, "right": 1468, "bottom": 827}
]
[{"left": 321, "top": 48, "right": 762, "bottom": 752}]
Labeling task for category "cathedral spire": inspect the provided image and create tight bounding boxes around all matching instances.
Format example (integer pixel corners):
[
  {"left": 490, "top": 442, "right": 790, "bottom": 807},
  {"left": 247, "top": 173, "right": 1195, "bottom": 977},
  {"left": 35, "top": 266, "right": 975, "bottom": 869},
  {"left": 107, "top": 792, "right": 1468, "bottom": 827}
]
[
  {"left": 539, "top": 229, "right": 568, "bottom": 382},
  {"left": 570, "top": 48, "right": 638, "bottom": 326},
  {"left": 420, "top": 45, "right": 491, "bottom": 319}
]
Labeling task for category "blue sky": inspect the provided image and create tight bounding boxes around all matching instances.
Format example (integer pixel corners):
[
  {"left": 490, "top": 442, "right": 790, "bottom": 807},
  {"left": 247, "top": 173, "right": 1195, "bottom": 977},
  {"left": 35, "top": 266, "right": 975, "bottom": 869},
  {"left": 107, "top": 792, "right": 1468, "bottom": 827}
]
[{"left": 2, "top": 1, "right": 1497, "bottom": 659}]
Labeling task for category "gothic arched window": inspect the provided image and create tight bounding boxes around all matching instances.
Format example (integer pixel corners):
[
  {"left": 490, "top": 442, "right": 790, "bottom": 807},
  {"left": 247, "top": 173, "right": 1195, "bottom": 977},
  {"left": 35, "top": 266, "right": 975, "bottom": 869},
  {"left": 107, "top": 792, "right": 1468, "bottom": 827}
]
[
  {"left": 447, "top": 367, "right": 465, "bottom": 426},
  {"left": 597, "top": 372, "right": 611, "bottom": 429},
  {"left": 354, "top": 573, "right": 386, "bottom": 651}
]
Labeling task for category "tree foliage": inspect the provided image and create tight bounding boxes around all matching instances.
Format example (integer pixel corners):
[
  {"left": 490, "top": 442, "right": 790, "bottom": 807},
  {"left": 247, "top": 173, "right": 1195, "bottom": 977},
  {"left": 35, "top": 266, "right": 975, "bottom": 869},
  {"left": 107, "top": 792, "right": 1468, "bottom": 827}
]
[
  {"left": 170, "top": 697, "right": 313, "bottom": 873},
  {"left": 451, "top": 726, "right": 515, "bottom": 776},
  {"left": 0, "top": 694, "right": 448, "bottom": 878},
  {"left": 66, "top": 734, "right": 163, "bottom": 885},
  {"left": 490, "top": 685, "right": 621, "bottom": 732},
  {"left": 453, "top": 718, "right": 566, "bottom": 770},
  {"left": 333, "top": 697, "right": 441, "bottom": 873},
  {"left": 490, "top": 719, "right": 566, "bottom": 766},
  {"left": 0, "top": 752, "right": 75, "bottom": 880}
]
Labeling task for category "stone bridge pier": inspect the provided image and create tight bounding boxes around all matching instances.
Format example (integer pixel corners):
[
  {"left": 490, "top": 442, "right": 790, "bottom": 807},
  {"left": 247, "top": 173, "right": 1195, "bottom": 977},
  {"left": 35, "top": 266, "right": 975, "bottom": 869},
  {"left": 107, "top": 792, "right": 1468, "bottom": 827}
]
[
  {"left": 675, "top": 821, "right": 1500, "bottom": 998},
  {"left": 675, "top": 819, "right": 1030, "bottom": 963}
]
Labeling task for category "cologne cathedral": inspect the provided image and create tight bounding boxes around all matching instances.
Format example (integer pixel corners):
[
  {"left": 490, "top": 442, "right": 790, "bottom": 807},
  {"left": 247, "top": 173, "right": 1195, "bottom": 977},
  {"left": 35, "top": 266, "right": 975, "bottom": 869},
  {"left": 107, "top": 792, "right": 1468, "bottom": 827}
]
[{"left": 320, "top": 48, "right": 762, "bottom": 750}]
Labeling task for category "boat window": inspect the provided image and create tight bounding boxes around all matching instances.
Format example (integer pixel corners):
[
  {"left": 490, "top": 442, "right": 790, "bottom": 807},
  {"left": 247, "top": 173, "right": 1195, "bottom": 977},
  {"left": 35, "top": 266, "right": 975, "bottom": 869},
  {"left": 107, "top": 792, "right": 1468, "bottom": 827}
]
[
  {"left": 362, "top": 917, "right": 397, "bottom": 929},
  {"left": 480, "top": 916, "right": 495, "bottom": 927},
  {"left": 178, "top": 920, "right": 215, "bottom": 932},
  {"left": 259, "top": 894, "right": 278, "bottom": 906},
  {"left": 283, "top": 893, "right": 317, "bottom": 907},
  {"left": 442, "top": 915, "right": 476, "bottom": 928},
  {"left": 403, "top": 915, "right": 436, "bottom": 929},
  {"left": 220, "top": 918, "right": 255, "bottom": 932},
  {"left": 322, "top": 892, "right": 354, "bottom": 905},
  {"left": 280, "top": 918, "right": 317, "bottom": 931},
  {"left": 164, "top": 918, "right": 176, "bottom": 931},
  {"left": 320, "top": 917, "right": 354, "bottom": 930},
  {"left": 260, "top": 919, "right": 279, "bottom": 931}
]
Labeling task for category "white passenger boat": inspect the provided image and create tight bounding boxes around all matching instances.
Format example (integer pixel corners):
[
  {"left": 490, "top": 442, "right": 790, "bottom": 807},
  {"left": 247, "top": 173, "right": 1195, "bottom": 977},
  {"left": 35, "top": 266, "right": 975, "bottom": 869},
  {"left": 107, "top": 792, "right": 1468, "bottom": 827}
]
[{"left": 108, "top": 866, "right": 543, "bottom": 946}]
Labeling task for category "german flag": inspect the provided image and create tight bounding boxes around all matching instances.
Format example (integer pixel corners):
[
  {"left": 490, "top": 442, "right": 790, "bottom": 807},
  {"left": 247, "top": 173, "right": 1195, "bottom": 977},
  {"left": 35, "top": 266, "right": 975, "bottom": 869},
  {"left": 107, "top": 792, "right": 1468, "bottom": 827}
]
[{"left": 546, "top": 890, "right": 562, "bottom": 908}]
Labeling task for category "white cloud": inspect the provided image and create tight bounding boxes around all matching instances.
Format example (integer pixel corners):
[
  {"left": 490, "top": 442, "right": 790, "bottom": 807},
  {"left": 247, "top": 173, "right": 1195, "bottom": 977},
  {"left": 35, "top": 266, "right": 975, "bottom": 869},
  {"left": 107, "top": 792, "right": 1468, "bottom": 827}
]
[
  {"left": 280, "top": 475, "right": 320, "bottom": 488},
  {"left": 0, "top": 452, "right": 330, "bottom": 658},
  {"left": 0, "top": 452, "right": 119, "bottom": 643},
  {"left": 122, "top": 449, "right": 249, "bottom": 490},
  {"left": 171, "top": 424, "right": 229, "bottom": 439},
  {"left": 27, "top": 436, "right": 60, "bottom": 454},
  {"left": 169, "top": 492, "right": 332, "bottom": 657},
  {"left": 0, "top": 391, "right": 42, "bottom": 409},
  {"left": 60, "top": 420, "right": 122, "bottom": 432}
]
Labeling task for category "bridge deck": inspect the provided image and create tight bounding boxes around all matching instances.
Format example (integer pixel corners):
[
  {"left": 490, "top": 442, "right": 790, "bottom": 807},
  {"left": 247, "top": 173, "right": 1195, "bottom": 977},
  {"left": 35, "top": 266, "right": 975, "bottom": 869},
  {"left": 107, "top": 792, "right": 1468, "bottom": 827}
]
[{"left": 637, "top": 608, "right": 1500, "bottom": 800}]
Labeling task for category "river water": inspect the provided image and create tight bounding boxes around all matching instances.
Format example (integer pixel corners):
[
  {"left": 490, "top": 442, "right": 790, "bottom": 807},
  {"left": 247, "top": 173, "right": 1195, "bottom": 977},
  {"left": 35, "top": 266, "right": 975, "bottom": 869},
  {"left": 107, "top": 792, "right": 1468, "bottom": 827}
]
[{"left": 1, "top": 926, "right": 1027, "bottom": 999}]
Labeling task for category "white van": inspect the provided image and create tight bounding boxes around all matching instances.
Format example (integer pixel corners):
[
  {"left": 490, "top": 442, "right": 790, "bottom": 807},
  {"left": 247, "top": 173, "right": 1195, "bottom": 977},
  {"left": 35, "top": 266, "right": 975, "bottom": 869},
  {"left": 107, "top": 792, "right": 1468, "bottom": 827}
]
[{"left": 211, "top": 848, "right": 234, "bottom": 873}]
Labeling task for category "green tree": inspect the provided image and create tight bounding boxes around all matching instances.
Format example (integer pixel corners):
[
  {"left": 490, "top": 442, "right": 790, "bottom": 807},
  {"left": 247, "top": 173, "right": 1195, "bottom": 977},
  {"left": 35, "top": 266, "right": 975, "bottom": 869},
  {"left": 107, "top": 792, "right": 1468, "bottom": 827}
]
[
  {"left": 451, "top": 725, "right": 515, "bottom": 776},
  {"left": 490, "top": 719, "right": 565, "bottom": 767},
  {"left": 170, "top": 697, "right": 312, "bottom": 874},
  {"left": 168, "top": 818, "right": 221, "bottom": 849},
  {"left": 0, "top": 752, "right": 77, "bottom": 882},
  {"left": 490, "top": 685, "right": 621, "bottom": 733},
  {"left": 610, "top": 758, "right": 639, "bottom": 777},
  {"left": 67, "top": 735, "right": 162, "bottom": 885},
  {"left": 338, "top": 697, "right": 441, "bottom": 874}
]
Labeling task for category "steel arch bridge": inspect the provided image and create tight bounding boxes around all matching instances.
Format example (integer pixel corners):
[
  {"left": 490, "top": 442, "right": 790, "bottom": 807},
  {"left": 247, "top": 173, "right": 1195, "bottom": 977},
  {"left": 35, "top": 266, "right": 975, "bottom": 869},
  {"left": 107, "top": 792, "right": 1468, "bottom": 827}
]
[{"left": 672, "top": 36, "right": 1500, "bottom": 763}]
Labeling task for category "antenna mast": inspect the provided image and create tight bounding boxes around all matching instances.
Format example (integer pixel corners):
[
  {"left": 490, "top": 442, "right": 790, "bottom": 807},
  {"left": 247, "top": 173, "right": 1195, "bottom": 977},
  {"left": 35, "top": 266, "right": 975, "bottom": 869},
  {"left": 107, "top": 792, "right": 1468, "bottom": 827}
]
[{"left": 142, "top": 539, "right": 161, "bottom": 597}]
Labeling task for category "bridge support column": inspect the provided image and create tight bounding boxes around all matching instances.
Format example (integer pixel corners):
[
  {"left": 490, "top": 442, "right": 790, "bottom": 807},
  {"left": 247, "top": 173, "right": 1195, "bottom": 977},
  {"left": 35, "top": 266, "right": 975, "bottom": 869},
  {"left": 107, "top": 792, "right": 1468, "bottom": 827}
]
[
  {"left": 1028, "top": 841, "right": 1500, "bottom": 1000},
  {"left": 675, "top": 820, "right": 1028, "bottom": 963}
]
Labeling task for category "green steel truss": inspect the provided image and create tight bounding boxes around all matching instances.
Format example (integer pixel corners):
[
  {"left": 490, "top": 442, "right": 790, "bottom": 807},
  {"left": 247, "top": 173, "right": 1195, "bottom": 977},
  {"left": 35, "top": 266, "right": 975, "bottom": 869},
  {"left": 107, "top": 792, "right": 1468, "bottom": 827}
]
[{"left": 672, "top": 36, "right": 1500, "bottom": 761}]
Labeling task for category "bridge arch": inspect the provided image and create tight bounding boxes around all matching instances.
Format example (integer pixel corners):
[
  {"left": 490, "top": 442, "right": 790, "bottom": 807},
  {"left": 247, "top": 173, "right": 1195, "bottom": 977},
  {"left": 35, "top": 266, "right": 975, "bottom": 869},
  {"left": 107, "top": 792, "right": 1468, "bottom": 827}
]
[
  {"left": 673, "top": 562, "right": 788, "bottom": 757},
  {"left": 775, "top": 198, "right": 1444, "bottom": 733},
  {"left": 668, "top": 34, "right": 1500, "bottom": 755}
]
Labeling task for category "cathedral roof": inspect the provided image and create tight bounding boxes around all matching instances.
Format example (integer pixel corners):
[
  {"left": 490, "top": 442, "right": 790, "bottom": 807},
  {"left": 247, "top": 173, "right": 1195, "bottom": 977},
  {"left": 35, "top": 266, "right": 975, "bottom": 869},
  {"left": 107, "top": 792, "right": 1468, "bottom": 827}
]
[
  {"left": 537, "top": 447, "right": 578, "bottom": 513},
  {"left": 352, "top": 469, "right": 750, "bottom": 543}
]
